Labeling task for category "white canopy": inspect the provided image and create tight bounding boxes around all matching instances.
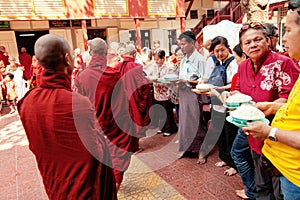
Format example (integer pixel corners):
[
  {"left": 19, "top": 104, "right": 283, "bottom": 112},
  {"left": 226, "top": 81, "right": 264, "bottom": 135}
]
[{"left": 203, "top": 20, "right": 242, "bottom": 50}]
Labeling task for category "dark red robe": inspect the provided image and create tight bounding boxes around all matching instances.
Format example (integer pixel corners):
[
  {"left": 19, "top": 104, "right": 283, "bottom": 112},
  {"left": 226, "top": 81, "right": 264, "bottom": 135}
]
[
  {"left": 18, "top": 70, "right": 117, "bottom": 200},
  {"left": 30, "top": 61, "right": 43, "bottom": 87},
  {"left": 19, "top": 52, "right": 32, "bottom": 80},
  {"left": 75, "top": 55, "right": 151, "bottom": 184},
  {"left": 0, "top": 51, "right": 9, "bottom": 67},
  {"left": 0, "top": 52, "right": 9, "bottom": 99},
  {"left": 114, "top": 56, "right": 152, "bottom": 141}
]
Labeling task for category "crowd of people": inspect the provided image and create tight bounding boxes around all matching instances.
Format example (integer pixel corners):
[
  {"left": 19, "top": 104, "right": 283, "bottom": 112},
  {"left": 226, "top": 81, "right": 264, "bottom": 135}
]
[
  {"left": 0, "top": 46, "right": 32, "bottom": 113},
  {"left": 1, "top": 0, "right": 300, "bottom": 199}
]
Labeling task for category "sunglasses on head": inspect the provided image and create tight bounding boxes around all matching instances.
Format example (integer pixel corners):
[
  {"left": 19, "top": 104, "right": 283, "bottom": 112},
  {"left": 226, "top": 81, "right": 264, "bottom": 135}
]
[
  {"left": 288, "top": 0, "right": 300, "bottom": 15},
  {"left": 288, "top": 0, "right": 300, "bottom": 10},
  {"left": 239, "top": 22, "right": 265, "bottom": 33}
]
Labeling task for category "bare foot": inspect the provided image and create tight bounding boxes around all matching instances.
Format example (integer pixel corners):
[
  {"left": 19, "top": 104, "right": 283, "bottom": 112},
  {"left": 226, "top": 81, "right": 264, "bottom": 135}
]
[
  {"left": 197, "top": 157, "right": 207, "bottom": 164},
  {"left": 235, "top": 189, "right": 250, "bottom": 199},
  {"left": 197, "top": 151, "right": 207, "bottom": 164},
  {"left": 235, "top": 189, "right": 242, "bottom": 193},
  {"left": 224, "top": 167, "right": 238, "bottom": 176},
  {"left": 215, "top": 161, "right": 227, "bottom": 167}
]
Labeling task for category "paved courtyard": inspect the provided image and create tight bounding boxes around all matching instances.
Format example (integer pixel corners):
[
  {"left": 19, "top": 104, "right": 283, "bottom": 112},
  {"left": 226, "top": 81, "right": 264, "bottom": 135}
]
[{"left": 0, "top": 106, "right": 244, "bottom": 199}]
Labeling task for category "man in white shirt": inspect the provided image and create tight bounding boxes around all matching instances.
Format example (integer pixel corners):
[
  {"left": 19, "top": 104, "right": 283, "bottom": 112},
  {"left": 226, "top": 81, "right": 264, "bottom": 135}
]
[{"left": 177, "top": 31, "right": 208, "bottom": 164}]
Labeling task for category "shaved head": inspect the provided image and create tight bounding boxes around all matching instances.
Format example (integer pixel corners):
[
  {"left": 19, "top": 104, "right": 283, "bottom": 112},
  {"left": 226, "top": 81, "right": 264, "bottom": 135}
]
[
  {"left": 89, "top": 38, "right": 107, "bottom": 56},
  {"left": 21, "top": 47, "right": 27, "bottom": 53},
  {"left": 34, "top": 34, "right": 72, "bottom": 71},
  {"left": 0, "top": 46, "right": 5, "bottom": 52}
]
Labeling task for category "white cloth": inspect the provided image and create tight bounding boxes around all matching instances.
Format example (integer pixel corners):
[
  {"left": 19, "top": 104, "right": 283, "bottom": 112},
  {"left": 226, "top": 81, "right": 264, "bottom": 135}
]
[
  {"left": 11, "top": 68, "right": 28, "bottom": 101},
  {"left": 82, "top": 51, "right": 91, "bottom": 66}
]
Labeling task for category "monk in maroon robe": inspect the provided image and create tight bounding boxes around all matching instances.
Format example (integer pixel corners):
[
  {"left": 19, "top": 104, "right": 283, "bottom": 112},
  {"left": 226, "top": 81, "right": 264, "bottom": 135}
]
[
  {"left": 0, "top": 45, "right": 9, "bottom": 67},
  {"left": 0, "top": 46, "right": 9, "bottom": 98},
  {"left": 109, "top": 44, "right": 152, "bottom": 189},
  {"left": 19, "top": 47, "right": 32, "bottom": 80},
  {"left": 18, "top": 34, "right": 117, "bottom": 200},
  {"left": 75, "top": 39, "right": 151, "bottom": 192},
  {"left": 114, "top": 44, "right": 152, "bottom": 150},
  {"left": 29, "top": 55, "right": 44, "bottom": 88},
  {"left": 0, "top": 46, "right": 10, "bottom": 85}
]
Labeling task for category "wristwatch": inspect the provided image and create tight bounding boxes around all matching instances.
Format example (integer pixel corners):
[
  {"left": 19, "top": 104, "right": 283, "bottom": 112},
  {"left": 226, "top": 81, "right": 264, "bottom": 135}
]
[{"left": 268, "top": 128, "right": 279, "bottom": 142}]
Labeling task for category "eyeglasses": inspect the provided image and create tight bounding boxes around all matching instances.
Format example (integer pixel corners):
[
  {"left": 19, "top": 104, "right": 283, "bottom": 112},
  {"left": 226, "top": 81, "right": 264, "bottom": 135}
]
[{"left": 239, "top": 22, "right": 265, "bottom": 33}]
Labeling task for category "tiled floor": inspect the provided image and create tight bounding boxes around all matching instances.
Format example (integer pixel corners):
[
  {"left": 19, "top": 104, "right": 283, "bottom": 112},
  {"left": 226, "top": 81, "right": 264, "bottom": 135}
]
[{"left": 0, "top": 107, "right": 244, "bottom": 199}]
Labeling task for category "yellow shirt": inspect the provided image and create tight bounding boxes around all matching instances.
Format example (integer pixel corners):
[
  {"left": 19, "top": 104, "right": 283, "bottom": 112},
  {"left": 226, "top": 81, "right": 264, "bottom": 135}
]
[{"left": 263, "top": 75, "right": 300, "bottom": 187}]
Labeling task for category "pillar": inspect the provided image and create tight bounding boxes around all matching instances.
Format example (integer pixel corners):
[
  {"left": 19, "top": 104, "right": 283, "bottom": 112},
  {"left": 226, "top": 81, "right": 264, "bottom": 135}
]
[
  {"left": 134, "top": 18, "right": 142, "bottom": 51},
  {"left": 81, "top": 20, "right": 88, "bottom": 51},
  {"left": 180, "top": 17, "right": 186, "bottom": 33}
]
